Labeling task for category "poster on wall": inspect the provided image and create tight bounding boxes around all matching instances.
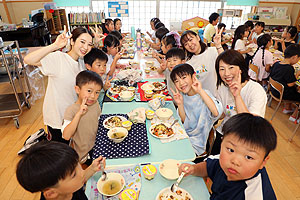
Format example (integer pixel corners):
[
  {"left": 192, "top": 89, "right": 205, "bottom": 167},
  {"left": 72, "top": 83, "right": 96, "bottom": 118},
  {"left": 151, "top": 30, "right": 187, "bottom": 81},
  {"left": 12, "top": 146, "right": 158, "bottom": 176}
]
[{"left": 108, "top": 1, "right": 129, "bottom": 17}]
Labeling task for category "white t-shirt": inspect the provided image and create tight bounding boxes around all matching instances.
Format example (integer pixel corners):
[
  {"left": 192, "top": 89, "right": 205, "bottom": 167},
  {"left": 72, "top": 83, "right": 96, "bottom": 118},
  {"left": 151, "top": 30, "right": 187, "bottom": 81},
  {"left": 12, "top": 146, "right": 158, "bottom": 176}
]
[
  {"left": 106, "top": 54, "right": 113, "bottom": 74},
  {"left": 186, "top": 47, "right": 218, "bottom": 95},
  {"left": 234, "top": 39, "right": 247, "bottom": 58},
  {"left": 40, "top": 51, "right": 85, "bottom": 129},
  {"left": 216, "top": 80, "right": 267, "bottom": 134},
  {"left": 249, "top": 48, "right": 273, "bottom": 81},
  {"left": 203, "top": 24, "right": 216, "bottom": 43},
  {"left": 251, "top": 32, "right": 264, "bottom": 41}
]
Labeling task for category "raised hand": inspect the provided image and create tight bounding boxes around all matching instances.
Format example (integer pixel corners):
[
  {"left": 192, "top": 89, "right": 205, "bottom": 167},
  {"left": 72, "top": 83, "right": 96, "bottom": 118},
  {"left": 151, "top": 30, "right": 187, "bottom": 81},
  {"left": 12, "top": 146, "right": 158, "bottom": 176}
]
[
  {"left": 115, "top": 48, "right": 125, "bottom": 60},
  {"left": 229, "top": 71, "right": 242, "bottom": 97},
  {"left": 79, "top": 97, "right": 88, "bottom": 115},
  {"left": 91, "top": 156, "right": 106, "bottom": 172},
  {"left": 103, "top": 76, "right": 112, "bottom": 91},
  {"left": 160, "top": 59, "right": 167, "bottom": 71},
  {"left": 170, "top": 88, "right": 184, "bottom": 105},
  {"left": 213, "top": 27, "right": 224, "bottom": 47},
  {"left": 90, "top": 24, "right": 105, "bottom": 44},
  {"left": 191, "top": 75, "right": 202, "bottom": 93},
  {"left": 54, "top": 25, "right": 72, "bottom": 49}
]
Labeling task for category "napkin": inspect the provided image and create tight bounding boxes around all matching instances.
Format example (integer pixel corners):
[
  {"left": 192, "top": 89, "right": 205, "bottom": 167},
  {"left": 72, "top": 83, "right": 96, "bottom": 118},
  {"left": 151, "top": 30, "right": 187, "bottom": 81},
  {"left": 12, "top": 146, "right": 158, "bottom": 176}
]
[
  {"left": 148, "top": 97, "right": 165, "bottom": 110},
  {"left": 115, "top": 69, "right": 142, "bottom": 85},
  {"left": 127, "top": 107, "right": 146, "bottom": 124}
]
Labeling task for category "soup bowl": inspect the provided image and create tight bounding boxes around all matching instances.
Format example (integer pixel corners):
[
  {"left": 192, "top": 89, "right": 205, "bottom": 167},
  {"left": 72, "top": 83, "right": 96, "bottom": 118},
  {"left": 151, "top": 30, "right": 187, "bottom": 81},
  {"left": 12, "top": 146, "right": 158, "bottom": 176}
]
[{"left": 97, "top": 173, "right": 125, "bottom": 196}]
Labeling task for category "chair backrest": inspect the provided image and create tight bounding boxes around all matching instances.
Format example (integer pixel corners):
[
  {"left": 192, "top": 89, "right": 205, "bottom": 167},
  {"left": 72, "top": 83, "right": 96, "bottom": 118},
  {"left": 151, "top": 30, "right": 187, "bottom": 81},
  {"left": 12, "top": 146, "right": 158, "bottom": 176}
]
[
  {"left": 298, "top": 32, "right": 300, "bottom": 44},
  {"left": 269, "top": 77, "right": 284, "bottom": 102},
  {"left": 249, "top": 63, "right": 259, "bottom": 81}
]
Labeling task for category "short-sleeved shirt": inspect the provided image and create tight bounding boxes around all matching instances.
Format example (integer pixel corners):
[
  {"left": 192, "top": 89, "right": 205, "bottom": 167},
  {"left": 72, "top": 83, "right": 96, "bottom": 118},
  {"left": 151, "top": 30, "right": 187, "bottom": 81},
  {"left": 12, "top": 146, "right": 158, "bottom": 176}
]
[
  {"left": 216, "top": 80, "right": 267, "bottom": 134},
  {"left": 186, "top": 47, "right": 218, "bottom": 95},
  {"left": 234, "top": 39, "right": 247, "bottom": 58},
  {"left": 106, "top": 54, "right": 113, "bottom": 74},
  {"left": 277, "top": 41, "right": 294, "bottom": 52},
  {"left": 270, "top": 62, "right": 299, "bottom": 100},
  {"left": 204, "top": 24, "right": 216, "bottom": 43},
  {"left": 249, "top": 48, "right": 273, "bottom": 81},
  {"left": 206, "top": 156, "right": 277, "bottom": 200},
  {"left": 182, "top": 90, "right": 223, "bottom": 155},
  {"left": 40, "top": 51, "right": 85, "bottom": 129},
  {"left": 163, "top": 69, "right": 176, "bottom": 98},
  {"left": 63, "top": 102, "right": 101, "bottom": 161},
  {"left": 251, "top": 32, "right": 264, "bottom": 42}
]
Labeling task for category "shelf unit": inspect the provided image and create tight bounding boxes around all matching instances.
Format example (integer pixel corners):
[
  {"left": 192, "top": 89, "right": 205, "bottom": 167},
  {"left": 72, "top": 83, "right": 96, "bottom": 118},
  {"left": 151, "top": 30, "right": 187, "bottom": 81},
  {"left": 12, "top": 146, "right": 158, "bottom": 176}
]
[{"left": 45, "top": 9, "right": 68, "bottom": 34}]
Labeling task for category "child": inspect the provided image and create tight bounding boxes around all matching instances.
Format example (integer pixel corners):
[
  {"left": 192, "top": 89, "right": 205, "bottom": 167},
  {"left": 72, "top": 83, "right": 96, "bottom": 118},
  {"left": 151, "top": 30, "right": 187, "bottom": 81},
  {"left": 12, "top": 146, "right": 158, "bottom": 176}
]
[
  {"left": 250, "top": 21, "right": 265, "bottom": 44},
  {"left": 157, "top": 48, "right": 185, "bottom": 99},
  {"left": 216, "top": 23, "right": 231, "bottom": 50},
  {"left": 147, "top": 26, "right": 168, "bottom": 51},
  {"left": 170, "top": 64, "right": 223, "bottom": 156},
  {"left": 101, "top": 18, "right": 114, "bottom": 35},
  {"left": 203, "top": 12, "right": 219, "bottom": 46},
  {"left": 270, "top": 44, "right": 300, "bottom": 121},
  {"left": 24, "top": 26, "right": 94, "bottom": 144},
  {"left": 249, "top": 34, "right": 273, "bottom": 88},
  {"left": 16, "top": 141, "right": 106, "bottom": 200},
  {"left": 244, "top": 20, "right": 254, "bottom": 32},
  {"left": 114, "top": 18, "right": 122, "bottom": 33},
  {"left": 62, "top": 70, "right": 103, "bottom": 163},
  {"left": 180, "top": 29, "right": 224, "bottom": 95},
  {"left": 212, "top": 49, "right": 267, "bottom": 155},
  {"left": 84, "top": 48, "right": 111, "bottom": 107},
  {"left": 179, "top": 113, "right": 277, "bottom": 200},
  {"left": 232, "top": 25, "right": 252, "bottom": 58},
  {"left": 274, "top": 26, "right": 298, "bottom": 52},
  {"left": 146, "top": 18, "right": 161, "bottom": 42}
]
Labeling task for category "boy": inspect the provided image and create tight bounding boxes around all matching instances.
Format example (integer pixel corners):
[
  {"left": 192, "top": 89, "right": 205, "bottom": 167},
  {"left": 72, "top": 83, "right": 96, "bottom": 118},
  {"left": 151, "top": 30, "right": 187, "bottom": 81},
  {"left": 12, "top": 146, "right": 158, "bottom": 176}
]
[
  {"left": 170, "top": 64, "right": 223, "bottom": 156},
  {"left": 270, "top": 44, "right": 300, "bottom": 121},
  {"left": 16, "top": 141, "right": 106, "bottom": 200},
  {"left": 84, "top": 48, "right": 111, "bottom": 107},
  {"left": 179, "top": 113, "right": 277, "bottom": 199},
  {"left": 62, "top": 70, "right": 103, "bottom": 163},
  {"left": 157, "top": 48, "right": 185, "bottom": 99},
  {"left": 214, "top": 23, "right": 231, "bottom": 50},
  {"left": 250, "top": 21, "right": 265, "bottom": 44},
  {"left": 204, "top": 12, "right": 219, "bottom": 46}
]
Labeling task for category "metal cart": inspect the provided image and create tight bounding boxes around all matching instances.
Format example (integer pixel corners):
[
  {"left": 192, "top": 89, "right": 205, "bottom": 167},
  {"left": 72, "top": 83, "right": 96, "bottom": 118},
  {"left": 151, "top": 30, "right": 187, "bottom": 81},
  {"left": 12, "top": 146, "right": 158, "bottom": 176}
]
[{"left": 0, "top": 41, "right": 31, "bottom": 128}]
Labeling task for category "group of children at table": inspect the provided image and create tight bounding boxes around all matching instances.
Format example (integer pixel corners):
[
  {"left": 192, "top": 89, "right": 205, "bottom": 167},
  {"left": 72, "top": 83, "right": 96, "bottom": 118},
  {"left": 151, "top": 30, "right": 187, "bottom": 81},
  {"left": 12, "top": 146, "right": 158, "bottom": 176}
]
[{"left": 15, "top": 14, "right": 300, "bottom": 200}]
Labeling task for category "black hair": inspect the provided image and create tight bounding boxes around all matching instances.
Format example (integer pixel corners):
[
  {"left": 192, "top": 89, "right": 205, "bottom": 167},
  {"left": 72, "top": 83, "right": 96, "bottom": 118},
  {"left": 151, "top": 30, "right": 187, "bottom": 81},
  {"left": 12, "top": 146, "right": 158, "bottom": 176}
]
[
  {"left": 16, "top": 141, "right": 79, "bottom": 193},
  {"left": 255, "top": 21, "right": 265, "bottom": 29},
  {"left": 217, "top": 23, "right": 226, "bottom": 30},
  {"left": 170, "top": 63, "right": 195, "bottom": 82},
  {"left": 251, "top": 34, "right": 272, "bottom": 67},
  {"left": 286, "top": 26, "right": 298, "bottom": 42},
  {"left": 284, "top": 44, "right": 300, "bottom": 58},
  {"left": 162, "top": 33, "right": 179, "bottom": 49},
  {"left": 215, "top": 49, "right": 249, "bottom": 88},
  {"left": 165, "top": 48, "right": 185, "bottom": 60},
  {"left": 109, "top": 30, "right": 123, "bottom": 40},
  {"left": 155, "top": 27, "right": 169, "bottom": 42},
  {"left": 70, "top": 27, "right": 93, "bottom": 45},
  {"left": 154, "top": 22, "right": 165, "bottom": 30},
  {"left": 84, "top": 48, "right": 108, "bottom": 66},
  {"left": 150, "top": 17, "right": 160, "bottom": 25},
  {"left": 76, "top": 70, "right": 103, "bottom": 88},
  {"left": 222, "top": 113, "right": 277, "bottom": 158},
  {"left": 244, "top": 20, "right": 254, "bottom": 30},
  {"left": 103, "top": 34, "right": 120, "bottom": 53},
  {"left": 232, "top": 25, "right": 247, "bottom": 50},
  {"left": 113, "top": 18, "right": 121, "bottom": 26},
  {"left": 105, "top": 18, "right": 114, "bottom": 26},
  {"left": 180, "top": 30, "right": 207, "bottom": 60},
  {"left": 209, "top": 12, "right": 219, "bottom": 24}
]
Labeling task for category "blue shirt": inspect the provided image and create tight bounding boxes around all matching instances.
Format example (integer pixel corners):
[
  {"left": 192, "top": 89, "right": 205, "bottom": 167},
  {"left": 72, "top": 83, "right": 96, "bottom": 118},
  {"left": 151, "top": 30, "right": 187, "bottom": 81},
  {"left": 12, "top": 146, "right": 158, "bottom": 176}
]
[
  {"left": 206, "top": 156, "right": 277, "bottom": 200},
  {"left": 182, "top": 90, "right": 223, "bottom": 155}
]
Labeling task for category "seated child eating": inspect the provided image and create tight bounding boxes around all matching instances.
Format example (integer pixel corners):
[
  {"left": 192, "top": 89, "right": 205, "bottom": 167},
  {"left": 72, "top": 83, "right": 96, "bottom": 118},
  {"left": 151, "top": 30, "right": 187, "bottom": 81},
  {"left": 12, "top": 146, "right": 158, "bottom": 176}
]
[
  {"left": 84, "top": 48, "right": 111, "bottom": 107},
  {"left": 157, "top": 48, "right": 185, "bottom": 100},
  {"left": 62, "top": 70, "right": 103, "bottom": 163},
  {"left": 179, "top": 113, "right": 277, "bottom": 200},
  {"left": 16, "top": 141, "right": 106, "bottom": 200},
  {"left": 170, "top": 64, "right": 223, "bottom": 156}
]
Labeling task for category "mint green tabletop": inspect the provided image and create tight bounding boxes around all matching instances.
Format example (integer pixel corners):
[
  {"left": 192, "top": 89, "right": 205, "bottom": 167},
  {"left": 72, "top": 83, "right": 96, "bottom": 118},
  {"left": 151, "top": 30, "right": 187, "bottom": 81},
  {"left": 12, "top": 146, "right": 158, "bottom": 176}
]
[{"left": 101, "top": 101, "right": 196, "bottom": 166}]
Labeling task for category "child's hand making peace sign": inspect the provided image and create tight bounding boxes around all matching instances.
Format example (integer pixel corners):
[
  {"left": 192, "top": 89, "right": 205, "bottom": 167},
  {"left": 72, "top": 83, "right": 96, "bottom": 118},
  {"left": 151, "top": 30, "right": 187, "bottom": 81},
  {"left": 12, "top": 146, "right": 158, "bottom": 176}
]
[
  {"left": 213, "top": 27, "right": 224, "bottom": 48},
  {"left": 170, "top": 88, "right": 184, "bottom": 106},
  {"left": 54, "top": 25, "right": 72, "bottom": 49},
  {"left": 78, "top": 97, "right": 88, "bottom": 116},
  {"left": 191, "top": 75, "right": 203, "bottom": 94},
  {"left": 103, "top": 76, "right": 112, "bottom": 91}
]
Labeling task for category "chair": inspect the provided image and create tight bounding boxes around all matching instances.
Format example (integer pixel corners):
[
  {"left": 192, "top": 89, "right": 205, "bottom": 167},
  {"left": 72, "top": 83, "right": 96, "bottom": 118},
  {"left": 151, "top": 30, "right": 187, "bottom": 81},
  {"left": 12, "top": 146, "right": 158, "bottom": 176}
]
[
  {"left": 268, "top": 77, "right": 297, "bottom": 121},
  {"left": 194, "top": 128, "right": 215, "bottom": 163},
  {"left": 249, "top": 63, "right": 260, "bottom": 82}
]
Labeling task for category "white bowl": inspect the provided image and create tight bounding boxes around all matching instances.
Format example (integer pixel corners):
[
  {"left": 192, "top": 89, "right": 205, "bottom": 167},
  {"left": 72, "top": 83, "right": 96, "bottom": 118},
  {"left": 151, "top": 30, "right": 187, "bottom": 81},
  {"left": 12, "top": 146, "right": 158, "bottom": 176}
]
[
  {"left": 155, "top": 108, "right": 173, "bottom": 121},
  {"left": 97, "top": 173, "right": 125, "bottom": 196},
  {"left": 107, "top": 127, "right": 128, "bottom": 143},
  {"left": 119, "top": 91, "right": 134, "bottom": 101},
  {"left": 159, "top": 159, "right": 180, "bottom": 180},
  {"left": 145, "top": 61, "right": 154, "bottom": 68}
]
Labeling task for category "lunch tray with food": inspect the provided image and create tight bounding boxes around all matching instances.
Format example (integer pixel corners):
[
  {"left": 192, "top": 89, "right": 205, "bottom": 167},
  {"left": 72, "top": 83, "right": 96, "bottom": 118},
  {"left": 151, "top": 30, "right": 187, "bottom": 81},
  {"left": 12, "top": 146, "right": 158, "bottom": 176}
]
[
  {"left": 137, "top": 81, "right": 172, "bottom": 101},
  {"left": 92, "top": 114, "right": 150, "bottom": 159}
]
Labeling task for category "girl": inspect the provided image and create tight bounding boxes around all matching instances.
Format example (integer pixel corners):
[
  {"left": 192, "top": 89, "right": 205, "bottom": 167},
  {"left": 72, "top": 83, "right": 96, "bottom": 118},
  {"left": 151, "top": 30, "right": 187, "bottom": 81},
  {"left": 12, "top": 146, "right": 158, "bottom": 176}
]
[
  {"left": 146, "top": 23, "right": 167, "bottom": 51},
  {"left": 212, "top": 49, "right": 267, "bottom": 155},
  {"left": 275, "top": 26, "right": 298, "bottom": 52},
  {"left": 146, "top": 18, "right": 160, "bottom": 42},
  {"left": 101, "top": 18, "right": 114, "bottom": 35},
  {"left": 114, "top": 18, "right": 122, "bottom": 33},
  {"left": 232, "top": 25, "right": 252, "bottom": 58},
  {"left": 180, "top": 29, "right": 224, "bottom": 95},
  {"left": 249, "top": 34, "right": 273, "bottom": 88},
  {"left": 24, "top": 26, "right": 93, "bottom": 143}
]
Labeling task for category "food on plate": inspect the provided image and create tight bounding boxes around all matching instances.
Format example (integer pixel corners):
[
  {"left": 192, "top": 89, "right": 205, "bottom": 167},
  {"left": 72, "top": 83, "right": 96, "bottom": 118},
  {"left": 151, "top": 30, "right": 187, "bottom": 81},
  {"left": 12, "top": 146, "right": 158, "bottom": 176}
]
[
  {"left": 121, "top": 53, "right": 129, "bottom": 58},
  {"left": 150, "top": 66, "right": 157, "bottom": 71},
  {"left": 145, "top": 90, "right": 153, "bottom": 98},
  {"left": 105, "top": 116, "right": 123, "bottom": 128},
  {"left": 152, "top": 82, "right": 166, "bottom": 90},
  {"left": 145, "top": 61, "right": 154, "bottom": 68},
  {"left": 151, "top": 123, "right": 174, "bottom": 137},
  {"left": 129, "top": 54, "right": 134, "bottom": 59},
  {"left": 141, "top": 83, "right": 155, "bottom": 91},
  {"left": 122, "top": 120, "right": 133, "bottom": 131},
  {"left": 102, "top": 180, "right": 122, "bottom": 195},
  {"left": 145, "top": 67, "right": 151, "bottom": 74},
  {"left": 146, "top": 110, "right": 155, "bottom": 120},
  {"left": 110, "top": 85, "right": 128, "bottom": 94},
  {"left": 157, "top": 188, "right": 192, "bottom": 200},
  {"left": 111, "top": 132, "right": 126, "bottom": 139},
  {"left": 142, "top": 164, "right": 157, "bottom": 180}
]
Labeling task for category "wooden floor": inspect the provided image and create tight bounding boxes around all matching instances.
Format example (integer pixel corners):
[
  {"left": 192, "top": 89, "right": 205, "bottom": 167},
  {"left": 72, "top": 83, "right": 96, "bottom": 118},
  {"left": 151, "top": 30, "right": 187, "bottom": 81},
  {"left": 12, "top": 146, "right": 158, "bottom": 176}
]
[{"left": 0, "top": 89, "right": 300, "bottom": 199}]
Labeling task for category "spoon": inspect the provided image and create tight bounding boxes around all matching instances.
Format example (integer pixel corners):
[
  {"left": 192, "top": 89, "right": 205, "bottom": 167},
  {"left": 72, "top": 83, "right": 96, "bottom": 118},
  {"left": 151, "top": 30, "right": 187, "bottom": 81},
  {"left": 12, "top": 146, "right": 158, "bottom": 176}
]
[
  {"left": 170, "top": 119, "right": 178, "bottom": 128},
  {"left": 170, "top": 166, "right": 188, "bottom": 193},
  {"left": 100, "top": 161, "right": 107, "bottom": 181}
]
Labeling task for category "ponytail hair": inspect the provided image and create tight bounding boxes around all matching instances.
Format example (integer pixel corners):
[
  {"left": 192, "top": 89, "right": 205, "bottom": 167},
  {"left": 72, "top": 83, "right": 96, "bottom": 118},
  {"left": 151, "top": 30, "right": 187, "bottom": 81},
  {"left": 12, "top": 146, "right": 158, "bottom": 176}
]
[
  {"left": 251, "top": 34, "right": 272, "bottom": 66},
  {"left": 232, "top": 25, "right": 246, "bottom": 50},
  {"left": 286, "top": 26, "right": 298, "bottom": 42},
  {"left": 103, "top": 35, "right": 120, "bottom": 53},
  {"left": 162, "top": 31, "right": 181, "bottom": 48}
]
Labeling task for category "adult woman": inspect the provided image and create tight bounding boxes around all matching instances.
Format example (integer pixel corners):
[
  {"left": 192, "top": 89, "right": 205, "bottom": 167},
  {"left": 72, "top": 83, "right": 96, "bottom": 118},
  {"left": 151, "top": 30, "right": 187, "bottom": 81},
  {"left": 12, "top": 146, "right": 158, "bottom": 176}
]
[{"left": 24, "top": 26, "right": 93, "bottom": 143}]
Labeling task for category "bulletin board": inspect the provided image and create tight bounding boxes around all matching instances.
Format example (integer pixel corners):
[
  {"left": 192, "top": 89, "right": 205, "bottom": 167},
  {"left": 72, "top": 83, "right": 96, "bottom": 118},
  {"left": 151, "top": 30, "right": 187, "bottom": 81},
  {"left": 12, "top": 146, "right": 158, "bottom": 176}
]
[{"left": 108, "top": 1, "right": 129, "bottom": 17}]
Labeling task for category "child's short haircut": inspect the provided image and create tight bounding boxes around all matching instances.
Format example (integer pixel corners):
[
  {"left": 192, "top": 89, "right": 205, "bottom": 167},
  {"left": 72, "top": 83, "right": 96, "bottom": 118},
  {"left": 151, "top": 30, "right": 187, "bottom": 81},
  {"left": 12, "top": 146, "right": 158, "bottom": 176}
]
[
  {"left": 284, "top": 44, "right": 300, "bottom": 58},
  {"left": 244, "top": 20, "right": 254, "bottom": 30},
  {"left": 84, "top": 48, "right": 108, "bottom": 66},
  {"left": 165, "top": 48, "right": 185, "bottom": 60},
  {"left": 217, "top": 23, "right": 226, "bottom": 30},
  {"left": 255, "top": 21, "right": 265, "bottom": 29},
  {"left": 222, "top": 113, "right": 277, "bottom": 158},
  {"left": 16, "top": 141, "right": 79, "bottom": 193},
  {"left": 109, "top": 30, "right": 123, "bottom": 40},
  {"left": 76, "top": 70, "right": 103, "bottom": 88},
  {"left": 170, "top": 63, "right": 195, "bottom": 82},
  {"left": 155, "top": 27, "right": 169, "bottom": 42},
  {"left": 209, "top": 12, "right": 219, "bottom": 24}
]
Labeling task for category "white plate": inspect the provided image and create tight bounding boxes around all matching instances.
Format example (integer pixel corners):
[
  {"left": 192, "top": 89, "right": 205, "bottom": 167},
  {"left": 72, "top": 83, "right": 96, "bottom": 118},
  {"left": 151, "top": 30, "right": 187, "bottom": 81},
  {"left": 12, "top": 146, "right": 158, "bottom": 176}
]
[
  {"left": 141, "top": 82, "right": 155, "bottom": 91},
  {"left": 109, "top": 86, "right": 128, "bottom": 95},
  {"left": 149, "top": 123, "right": 175, "bottom": 139},
  {"left": 103, "top": 116, "right": 127, "bottom": 129},
  {"left": 156, "top": 187, "right": 194, "bottom": 200},
  {"left": 152, "top": 82, "right": 166, "bottom": 91},
  {"left": 159, "top": 159, "right": 180, "bottom": 180}
]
